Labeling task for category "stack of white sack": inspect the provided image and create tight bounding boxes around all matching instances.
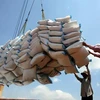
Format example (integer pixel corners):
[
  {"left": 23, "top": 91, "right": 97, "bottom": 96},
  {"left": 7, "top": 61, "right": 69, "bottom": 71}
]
[
  {"left": 37, "top": 15, "right": 89, "bottom": 74},
  {"left": 0, "top": 15, "right": 90, "bottom": 86}
]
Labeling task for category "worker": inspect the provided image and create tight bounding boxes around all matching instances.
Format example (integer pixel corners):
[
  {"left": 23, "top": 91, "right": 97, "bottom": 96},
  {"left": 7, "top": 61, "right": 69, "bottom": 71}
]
[
  {"left": 83, "top": 42, "right": 100, "bottom": 58},
  {"left": 74, "top": 64, "right": 93, "bottom": 100}
]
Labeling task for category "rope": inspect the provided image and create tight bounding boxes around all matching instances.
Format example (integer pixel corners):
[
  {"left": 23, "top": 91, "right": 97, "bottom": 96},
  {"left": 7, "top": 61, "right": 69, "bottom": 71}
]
[
  {"left": 18, "top": 0, "right": 35, "bottom": 36},
  {"left": 12, "top": 0, "right": 28, "bottom": 39},
  {"left": 13, "top": 0, "right": 28, "bottom": 38},
  {"left": 27, "top": 0, "right": 35, "bottom": 20},
  {"left": 18, "top": 19, "right": 27, "bottom": 36},
  {"left": 41, "top": 0, "right": 45, "bottom": 20},
  {"left": 13, "top": 0, "right": 36, "bottom": 38},
  {"left": 17, "top": 0, "right": 28, "bottom": 36}
]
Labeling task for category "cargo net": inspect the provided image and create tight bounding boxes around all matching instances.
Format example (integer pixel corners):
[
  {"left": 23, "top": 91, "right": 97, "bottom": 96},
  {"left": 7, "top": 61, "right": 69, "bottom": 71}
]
[{"left": 0, "top": 15, "right": 89, "bottom": 86}]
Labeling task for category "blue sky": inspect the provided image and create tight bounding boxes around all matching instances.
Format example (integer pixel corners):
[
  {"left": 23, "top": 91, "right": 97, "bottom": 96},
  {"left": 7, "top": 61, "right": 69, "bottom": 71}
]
[{"left": 0, "top": 0, "right": 100, "bottom": 100}]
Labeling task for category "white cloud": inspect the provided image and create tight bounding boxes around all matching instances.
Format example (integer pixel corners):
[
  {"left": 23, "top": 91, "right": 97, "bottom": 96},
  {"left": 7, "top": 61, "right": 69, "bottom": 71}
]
[
  {"left": 30, "top": 85, "right": 76, "bottom": 100},
  {"left": 97, "top": 82, "right": 100, "bottom": 87},
  {"left": 88, "top": 55, "right": 100, "bottom": 70},
  {"left": 17, "top": 97, "right": 27, "bottom": 99},
  {"left": 52, "top": 77, "right": 60, "bottom": 83},
  {"left": 78, "top": 66, "right": 87, "bottom": 73}
]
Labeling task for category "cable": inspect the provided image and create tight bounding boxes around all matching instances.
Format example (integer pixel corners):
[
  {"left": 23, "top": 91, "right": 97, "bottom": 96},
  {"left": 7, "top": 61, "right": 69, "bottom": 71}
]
[
  {"left": 18, "top": 0, "right": 36, "bottom": 36},
  {"left": 12, "top": 0, "right": 28, "bottom": 38},
  {"left": 13, "top": 0, "right": 27, "bottom": 38},
  {"left": 17, "top": 0, "right": 28, "bottom": 36},
  {"left": 27, "top": 0, "right": 35, "bottom": 20}
]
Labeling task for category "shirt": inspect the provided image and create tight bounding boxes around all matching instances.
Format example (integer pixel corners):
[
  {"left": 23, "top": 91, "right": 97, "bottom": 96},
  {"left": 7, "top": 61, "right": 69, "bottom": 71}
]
[{"left": 81, "top": 78, "right": 93, "bottom": 97}]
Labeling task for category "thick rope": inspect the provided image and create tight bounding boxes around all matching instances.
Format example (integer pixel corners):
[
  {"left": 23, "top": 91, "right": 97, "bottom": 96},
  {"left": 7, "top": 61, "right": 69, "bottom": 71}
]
[{"left": 41, "top": 0, "right": 45, "bottom": 20}]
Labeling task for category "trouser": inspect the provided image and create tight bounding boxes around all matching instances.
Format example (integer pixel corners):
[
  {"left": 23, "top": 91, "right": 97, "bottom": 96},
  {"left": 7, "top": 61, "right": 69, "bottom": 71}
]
[{"left": 82, "top": 95, "right": 93, "bottom": 100}]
